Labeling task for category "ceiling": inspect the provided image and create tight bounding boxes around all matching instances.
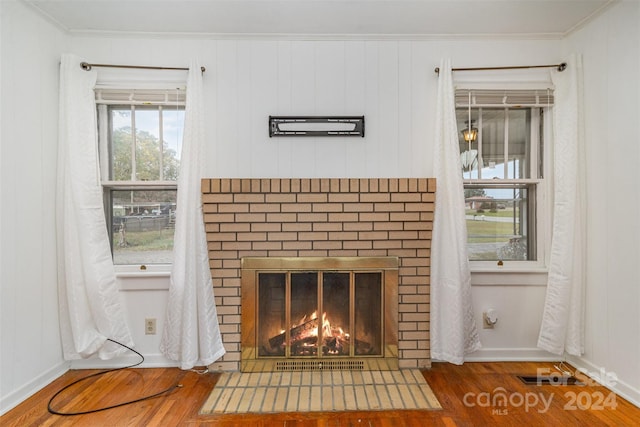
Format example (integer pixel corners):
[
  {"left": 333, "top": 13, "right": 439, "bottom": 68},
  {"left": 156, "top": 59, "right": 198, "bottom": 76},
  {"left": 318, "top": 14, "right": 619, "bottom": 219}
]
[{"left": 23, "top": 0, "right": 614, "bottom": 38}]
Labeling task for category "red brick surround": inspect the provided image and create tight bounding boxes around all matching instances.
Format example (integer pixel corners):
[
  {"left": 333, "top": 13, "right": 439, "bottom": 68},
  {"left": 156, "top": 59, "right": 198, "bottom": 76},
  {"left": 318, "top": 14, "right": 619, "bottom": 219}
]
[{"left": 202, "top": 178, "right": 435, "bottom": 370}]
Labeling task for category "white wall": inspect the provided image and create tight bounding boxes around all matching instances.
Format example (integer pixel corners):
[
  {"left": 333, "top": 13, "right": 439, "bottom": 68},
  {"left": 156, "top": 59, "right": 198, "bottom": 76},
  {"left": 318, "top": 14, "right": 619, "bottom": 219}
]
[
  {"left": 0, "top": 0, "right": 69, "bottom": 414},
  {"left": 67, "top": 35, "right": 562, "bottom": 369},
  {"left": 562, "top": 0, "right": 640, "bottom": 406},
  {"left": 7, "top": 1, "right": 638, "bottom": 413}
]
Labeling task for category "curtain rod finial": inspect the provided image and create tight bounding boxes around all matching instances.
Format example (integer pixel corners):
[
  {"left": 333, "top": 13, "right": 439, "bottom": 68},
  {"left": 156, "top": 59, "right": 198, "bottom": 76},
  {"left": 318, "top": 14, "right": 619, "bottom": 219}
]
[
  {"left": 558, "top": 62, "right": 567, "bottom": 72},
  {"left": 80, "top": 62, "right": 91, "bottom": 71}
]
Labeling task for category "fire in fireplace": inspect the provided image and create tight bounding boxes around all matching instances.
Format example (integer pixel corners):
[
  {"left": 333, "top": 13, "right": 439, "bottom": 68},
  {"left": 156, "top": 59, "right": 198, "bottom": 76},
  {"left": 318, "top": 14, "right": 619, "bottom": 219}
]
[
  {"left": 258, "top": 271, "right": 382, "bottom": 358},
  {"left": 266, "top": 310, "right": 350, "bottom": 357},
  {"left": 241, "top": 257, "right": 398, "bottom": 372}
]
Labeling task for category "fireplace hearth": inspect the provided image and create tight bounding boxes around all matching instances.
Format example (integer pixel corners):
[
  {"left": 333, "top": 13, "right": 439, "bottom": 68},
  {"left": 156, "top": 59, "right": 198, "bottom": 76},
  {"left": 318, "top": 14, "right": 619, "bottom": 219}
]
[{"left": 241, "top": 257, "right": 398, "bottom": 372}]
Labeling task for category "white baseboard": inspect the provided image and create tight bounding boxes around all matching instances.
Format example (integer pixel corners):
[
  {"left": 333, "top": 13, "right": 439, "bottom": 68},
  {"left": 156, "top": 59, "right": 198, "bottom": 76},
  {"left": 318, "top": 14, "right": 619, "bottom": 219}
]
[
  {"left": 69, "top": 353, "right": 180, "bottom": 369},
  {"left": 566, "top": 355, "right": 640, "bottom": 409},
  {"left": 0, "top": 361, "right": 70, "bottom": 416},
  {"left": 461, "top": 347, "right": 561, "bottom": 362}
]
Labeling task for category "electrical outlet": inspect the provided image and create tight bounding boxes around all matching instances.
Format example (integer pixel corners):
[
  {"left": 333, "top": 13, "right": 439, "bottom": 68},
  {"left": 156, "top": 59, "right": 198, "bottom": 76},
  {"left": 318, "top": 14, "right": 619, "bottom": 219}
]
[
  {"left": 482, "top": 313, "right": 493, "bottom": 329},
  {"left": 483, "top": 312, "right": 495, "bottom": 329},
  {"left": 145, "top": 318, "right": 157, "bottom": 335}
]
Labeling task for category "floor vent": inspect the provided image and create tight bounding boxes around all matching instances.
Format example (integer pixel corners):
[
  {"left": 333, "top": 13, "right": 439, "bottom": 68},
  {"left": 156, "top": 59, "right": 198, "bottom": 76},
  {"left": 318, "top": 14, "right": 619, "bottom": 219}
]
[
  {"left": 517, "top": 375, "right": 583, "bottom": 385},
  {"left": 276, "top": 360, "right": 365, "bottom": 371}
]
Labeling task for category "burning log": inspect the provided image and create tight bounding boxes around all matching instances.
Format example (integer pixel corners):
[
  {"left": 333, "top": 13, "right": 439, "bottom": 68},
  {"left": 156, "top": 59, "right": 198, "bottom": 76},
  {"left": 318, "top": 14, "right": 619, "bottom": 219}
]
[
  {"left": 268, "top": 317, "right": 318, "bottom": 349},
  {"left": 292, "top": 336, "right": 318, "bottom": 356},
  {"left": 265, "top": 311, "right": 375, "bottom": 357},
  {"left": 322, "top": 336, "right": 343, "bottom": 355}
]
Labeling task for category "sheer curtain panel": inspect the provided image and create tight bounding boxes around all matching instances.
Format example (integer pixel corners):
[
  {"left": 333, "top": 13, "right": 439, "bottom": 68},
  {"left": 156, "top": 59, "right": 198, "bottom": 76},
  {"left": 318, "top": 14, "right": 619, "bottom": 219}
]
[
  {"left": 538, "top": 54, "right": 586, "bottom": 356},
  {"left": 431, "top": 59, "right": 481, "bottom": 364},
  {"left": 160, "top": 60, "right": 226, "bottom": 370},
  {"left": 56, "top": 53, "right": 133, "bottom": 359}
]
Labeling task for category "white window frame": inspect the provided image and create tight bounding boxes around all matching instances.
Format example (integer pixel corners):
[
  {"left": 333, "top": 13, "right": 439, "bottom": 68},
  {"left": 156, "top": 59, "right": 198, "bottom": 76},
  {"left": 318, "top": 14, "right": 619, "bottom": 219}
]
[
  {"left": 96, "top": 89, "right": 185, "bottom": 273},
  {"left": 456, "top": 89, "right": 553, "bottom": 273}
]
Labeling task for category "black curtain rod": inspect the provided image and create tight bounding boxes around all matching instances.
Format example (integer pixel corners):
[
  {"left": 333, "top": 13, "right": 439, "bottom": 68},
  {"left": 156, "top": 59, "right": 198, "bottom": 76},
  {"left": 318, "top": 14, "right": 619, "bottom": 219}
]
[
  {"left": 80, "top": 62, "right": 205, "bottom": 73},
  {"left": 434, "top": 63, "right": 566, "bottom": 74}
]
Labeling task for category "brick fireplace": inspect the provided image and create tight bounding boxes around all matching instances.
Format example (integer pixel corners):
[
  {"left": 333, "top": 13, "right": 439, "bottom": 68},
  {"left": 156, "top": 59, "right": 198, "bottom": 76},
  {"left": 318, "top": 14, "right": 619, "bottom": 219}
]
[{"left": 202, "top": 178, "right": 435, "bottom": 371}]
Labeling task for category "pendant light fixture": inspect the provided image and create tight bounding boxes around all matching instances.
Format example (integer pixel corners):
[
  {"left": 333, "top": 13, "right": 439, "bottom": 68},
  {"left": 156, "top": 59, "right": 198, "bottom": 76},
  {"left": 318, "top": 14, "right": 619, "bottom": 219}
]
[{"left": 462, "top": 120, "right": 478, "bottom": 143}]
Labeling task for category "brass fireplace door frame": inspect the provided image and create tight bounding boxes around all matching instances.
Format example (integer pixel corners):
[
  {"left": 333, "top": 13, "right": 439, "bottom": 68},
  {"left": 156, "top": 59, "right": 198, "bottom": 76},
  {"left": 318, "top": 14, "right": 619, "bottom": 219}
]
[{"left": 240, "top": 257, "right": 399, "bottom": 372}]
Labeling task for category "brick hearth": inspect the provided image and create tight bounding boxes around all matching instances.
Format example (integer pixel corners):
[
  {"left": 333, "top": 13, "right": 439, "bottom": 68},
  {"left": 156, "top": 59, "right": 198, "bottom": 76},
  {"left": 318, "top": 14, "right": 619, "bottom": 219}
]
[{"left": 202, "top": 178, "right": 435, "bottom": 370}]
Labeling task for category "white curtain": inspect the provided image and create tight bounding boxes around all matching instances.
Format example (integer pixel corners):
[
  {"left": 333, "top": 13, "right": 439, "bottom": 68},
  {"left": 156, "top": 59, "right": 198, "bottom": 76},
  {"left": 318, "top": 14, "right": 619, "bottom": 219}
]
[
  {"left": 431, "top": 59, "right": 481, "bottom": 364},
  {"left": 538, "top": 54, "right": 586, "bottom": 356},
  {"left": 160, "top": 60, "right": 226, "bottom": 369},
  {"left": 57, "top": 53, "right": 133, "bottom": 359}
]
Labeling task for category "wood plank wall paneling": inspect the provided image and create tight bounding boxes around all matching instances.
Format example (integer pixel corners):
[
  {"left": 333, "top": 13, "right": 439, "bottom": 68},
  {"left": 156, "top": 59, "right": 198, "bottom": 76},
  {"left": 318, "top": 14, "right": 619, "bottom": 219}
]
[
  {"left": 203, "top": 178, "right": 435, "bottom": 371},
  {"left": 211, "top": 41, "right": 431, "bottom": 178}
]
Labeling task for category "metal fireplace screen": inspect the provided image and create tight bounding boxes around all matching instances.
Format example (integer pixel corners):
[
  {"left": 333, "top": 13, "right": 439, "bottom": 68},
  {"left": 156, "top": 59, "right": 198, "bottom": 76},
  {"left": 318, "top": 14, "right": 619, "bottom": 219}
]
[
  {"left": 241, "top": 257, "right": 398, "bottom": 372},
  {"left": 258, "top": 271, "right": 382, "bottom": 358}
]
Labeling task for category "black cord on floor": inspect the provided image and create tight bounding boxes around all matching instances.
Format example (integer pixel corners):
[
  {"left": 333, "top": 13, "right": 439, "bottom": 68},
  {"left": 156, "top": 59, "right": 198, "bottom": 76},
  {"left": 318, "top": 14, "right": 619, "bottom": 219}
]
[{"left": 47, "top": 338, "right": 182, "bottom": 416}]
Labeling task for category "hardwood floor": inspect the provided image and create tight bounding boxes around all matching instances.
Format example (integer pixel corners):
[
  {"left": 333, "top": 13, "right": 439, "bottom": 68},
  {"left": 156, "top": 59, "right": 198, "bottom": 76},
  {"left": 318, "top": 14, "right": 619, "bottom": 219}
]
[{"left": 2, "top": 362, "right": 638, "bottom": 426}]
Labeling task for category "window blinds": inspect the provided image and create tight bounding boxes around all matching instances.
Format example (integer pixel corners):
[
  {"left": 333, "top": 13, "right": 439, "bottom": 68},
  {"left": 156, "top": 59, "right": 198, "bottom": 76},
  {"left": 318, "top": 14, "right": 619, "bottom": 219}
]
[
  {"left": 94, "top": 88, "right": 186, "bottom": 105},
  {"left": 455, "top": 89, "right": 554, "bottom": 108}
]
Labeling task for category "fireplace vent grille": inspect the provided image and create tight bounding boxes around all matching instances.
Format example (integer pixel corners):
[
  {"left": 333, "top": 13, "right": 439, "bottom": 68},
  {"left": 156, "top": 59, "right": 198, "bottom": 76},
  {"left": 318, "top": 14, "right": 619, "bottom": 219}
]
[{"left": 276, "top": 360, "right": 364, "bottom": 371}]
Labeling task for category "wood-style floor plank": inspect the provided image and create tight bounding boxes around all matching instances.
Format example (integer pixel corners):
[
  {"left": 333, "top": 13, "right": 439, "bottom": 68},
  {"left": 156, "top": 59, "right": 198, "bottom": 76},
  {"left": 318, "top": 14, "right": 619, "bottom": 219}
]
[{"left": 2, "top": 362, "right": 638, "bottom": 426}]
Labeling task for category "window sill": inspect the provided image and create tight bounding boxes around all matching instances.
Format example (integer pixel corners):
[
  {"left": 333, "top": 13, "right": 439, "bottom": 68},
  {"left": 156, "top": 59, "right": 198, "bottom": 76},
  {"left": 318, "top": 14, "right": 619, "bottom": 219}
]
[
  {"left": 115, "top": 264, "right": 171, "bottom": 291},
  {"left": 116, "top": 271, "right": 171, "bottom": 279},
  {"left": 470, "top": 265, "right": 548, "bottom": 286},
  {"left": 115, "top": 264, "right": 171, "bottom": 274}
]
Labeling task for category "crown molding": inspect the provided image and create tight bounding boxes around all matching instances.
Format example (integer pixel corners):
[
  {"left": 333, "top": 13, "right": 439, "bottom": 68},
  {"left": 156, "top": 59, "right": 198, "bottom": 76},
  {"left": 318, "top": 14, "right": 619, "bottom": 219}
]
[
  {"left": 66, "top": 29, "right": 565, "bottom": 42},
  {"left": 563, "top": 0, "right": 618, "bottom": 37},
  {"left": 19, "top": 0, "right": 70, "bottom": 33},
  {"left": 24, "top": 0, "right": 615, "bottom": 42}
]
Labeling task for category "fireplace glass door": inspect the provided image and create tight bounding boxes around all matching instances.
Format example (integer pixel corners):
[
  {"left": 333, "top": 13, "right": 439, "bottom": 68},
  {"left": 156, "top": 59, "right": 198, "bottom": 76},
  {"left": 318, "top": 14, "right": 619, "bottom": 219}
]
[{"left": 257, "top": 270, "right": 383, "bottom": 359}]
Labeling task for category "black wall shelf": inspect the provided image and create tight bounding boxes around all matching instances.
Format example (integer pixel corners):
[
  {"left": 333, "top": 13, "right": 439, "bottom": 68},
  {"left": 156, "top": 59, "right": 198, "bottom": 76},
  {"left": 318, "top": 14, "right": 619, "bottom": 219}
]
[{"left": 269, "top": 116, "right": 365, "bottom": 137}]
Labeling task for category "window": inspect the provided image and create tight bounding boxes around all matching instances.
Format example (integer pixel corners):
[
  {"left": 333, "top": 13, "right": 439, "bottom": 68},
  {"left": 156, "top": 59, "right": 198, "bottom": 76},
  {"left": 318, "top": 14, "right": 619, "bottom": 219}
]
[
  {"left": 456, "top": 89, "right": 552, "bottom": 264},
  {"left": 97, "top": 89, "right": 185, "bottom": 265}
]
